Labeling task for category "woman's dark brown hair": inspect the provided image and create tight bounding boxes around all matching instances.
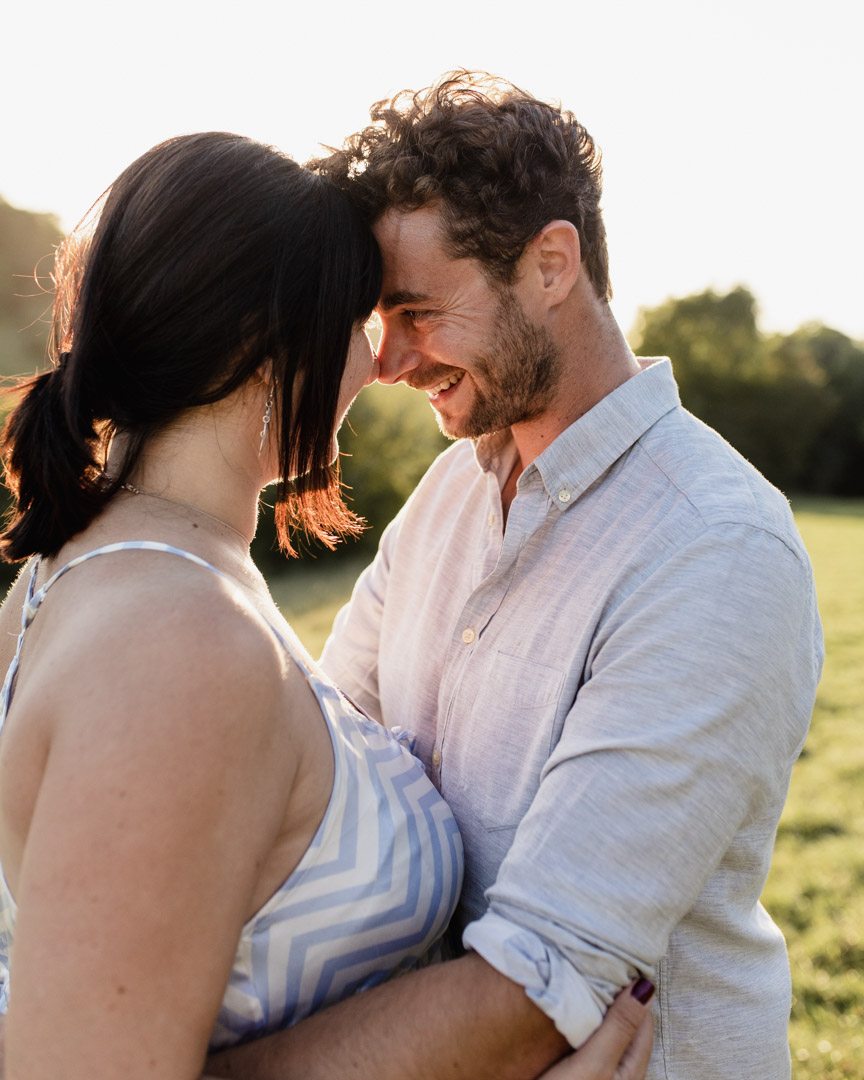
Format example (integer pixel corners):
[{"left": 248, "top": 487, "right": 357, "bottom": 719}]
[{"left": 1, "top": 132, "right": 382, "bottom": 560}]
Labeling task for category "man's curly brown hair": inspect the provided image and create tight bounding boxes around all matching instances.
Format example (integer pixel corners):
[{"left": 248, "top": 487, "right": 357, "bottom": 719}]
[{"left": 310, "top": 70, "right": 611, "bottom": 301}]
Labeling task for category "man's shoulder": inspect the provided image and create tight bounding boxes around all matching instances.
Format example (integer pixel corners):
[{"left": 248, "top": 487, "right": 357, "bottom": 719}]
[
  {"left": 425, "top": 437, "right": 480, "bottom": 475},
  {"left": 407, "top": 438, "right": 483, "bottom": 502},
  {"left": 636, "top": 405, "right": 805, "bottom": 557},
  {"left": 378, "top": 439, "right": 489, "bottom": 564}
]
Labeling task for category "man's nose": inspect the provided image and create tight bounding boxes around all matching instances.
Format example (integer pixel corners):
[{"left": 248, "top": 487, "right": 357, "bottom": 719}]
[{"left": 375, "top": 322, "right": 420, "bottom": 386}]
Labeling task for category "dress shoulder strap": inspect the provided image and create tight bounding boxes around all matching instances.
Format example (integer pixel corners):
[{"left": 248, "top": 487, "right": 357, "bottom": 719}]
[
  {"left": 0, "top": 541, "right": 312, "bottom": 731},
  {"left": 30, "top": 540, "right": 232, "bottom": 608}
]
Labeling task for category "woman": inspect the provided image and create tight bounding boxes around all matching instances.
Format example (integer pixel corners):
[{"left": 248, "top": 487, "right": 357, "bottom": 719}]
[{"left": 0, "top": 134, "right": 651, "bottom": 1079}]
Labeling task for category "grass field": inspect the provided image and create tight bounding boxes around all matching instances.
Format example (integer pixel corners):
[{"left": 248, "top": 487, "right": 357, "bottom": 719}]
[
  {"left": 762, "top": 499, "right": 864, "bottom": 1079},
  {"left": 269, "top": 498, "right": 864, "bottom": 1079}
]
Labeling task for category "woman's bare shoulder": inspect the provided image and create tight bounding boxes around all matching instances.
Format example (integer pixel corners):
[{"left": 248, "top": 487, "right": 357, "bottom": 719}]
[{"left": 19, "top": 549, "right": 292, "bottom": 752}]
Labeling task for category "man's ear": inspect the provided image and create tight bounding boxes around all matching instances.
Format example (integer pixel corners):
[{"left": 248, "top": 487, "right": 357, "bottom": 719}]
[{"left": 528, "top": 220, "right": 581, "bottom": 309}]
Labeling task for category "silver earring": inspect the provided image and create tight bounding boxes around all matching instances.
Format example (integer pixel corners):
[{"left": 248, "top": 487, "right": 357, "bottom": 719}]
[{"left": 258, "top": 386, "right": 274, "bottom": 454}]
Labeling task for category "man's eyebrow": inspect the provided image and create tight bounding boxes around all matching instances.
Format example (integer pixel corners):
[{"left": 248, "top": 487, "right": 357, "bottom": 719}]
[{"left": 378, "top": 290, "right": 431, "bottom": 313}]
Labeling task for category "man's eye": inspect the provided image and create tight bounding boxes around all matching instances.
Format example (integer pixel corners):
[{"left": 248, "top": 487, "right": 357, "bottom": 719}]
[{"left": 403, "top": 309, "right": 428, "bottom": 322}]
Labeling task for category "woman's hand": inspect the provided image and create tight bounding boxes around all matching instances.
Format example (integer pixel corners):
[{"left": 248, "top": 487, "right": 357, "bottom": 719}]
[{"left": 539, "top": 981, "right": 654, "bottom": 1080}]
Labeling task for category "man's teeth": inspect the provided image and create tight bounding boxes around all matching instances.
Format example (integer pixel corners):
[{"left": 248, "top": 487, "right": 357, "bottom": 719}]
[{"left": 429, "top": 373, "right": 464, "bottom": 396}]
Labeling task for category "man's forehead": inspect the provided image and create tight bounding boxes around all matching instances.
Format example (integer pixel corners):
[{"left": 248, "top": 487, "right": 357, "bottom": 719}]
[
  {"left": 372, "top": 204, "right": 447, "bottom": 257},
  {"left": 372, "top": 205, "right": 457, "bottom": 305}
]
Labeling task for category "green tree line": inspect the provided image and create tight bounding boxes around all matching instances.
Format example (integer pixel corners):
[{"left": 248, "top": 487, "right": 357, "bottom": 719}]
[
  {"left": 1, "top": 196, "right": 862, "bottom": 579},
  {"left": 630, "top": 286, "right": 864, "bottom": 498}
]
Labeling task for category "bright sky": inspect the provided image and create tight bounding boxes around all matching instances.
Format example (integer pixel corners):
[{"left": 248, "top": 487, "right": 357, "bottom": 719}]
[{"left": 2, "top": 0, "right": 861, "bottom": 341}]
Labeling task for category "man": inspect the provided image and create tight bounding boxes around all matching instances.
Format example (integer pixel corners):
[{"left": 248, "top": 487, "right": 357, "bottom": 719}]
[{"left": 213, "top": 72, "right": 822, "bottom": 1079}]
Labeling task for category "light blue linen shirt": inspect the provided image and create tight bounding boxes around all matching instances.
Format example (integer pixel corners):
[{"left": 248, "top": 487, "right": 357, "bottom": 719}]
[{"left": 321, "top": 358, "right": 823, "bottom": 1079}]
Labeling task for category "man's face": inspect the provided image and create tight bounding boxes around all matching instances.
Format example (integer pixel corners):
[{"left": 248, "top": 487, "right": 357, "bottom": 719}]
[{"left": 372, "top": 205, "right": 561, "bottom": 440}]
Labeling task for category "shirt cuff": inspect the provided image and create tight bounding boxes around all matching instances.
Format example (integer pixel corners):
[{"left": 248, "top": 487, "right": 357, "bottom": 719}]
[{"left": 462, "top": 911, "right": 604, "bottom": 1048}]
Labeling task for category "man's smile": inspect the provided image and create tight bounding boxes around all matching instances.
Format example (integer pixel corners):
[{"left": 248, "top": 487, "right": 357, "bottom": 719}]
[
  {"left": 405, "top": 366, "right": 467, "bottom": 400},
  {"left": 427, "top": 372, "right": 465, "bottom": 399}
]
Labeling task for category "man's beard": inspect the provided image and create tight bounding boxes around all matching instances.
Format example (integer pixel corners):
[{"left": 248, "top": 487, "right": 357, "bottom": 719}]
[{"left": 438, "top": 289, "right": 562, "bottom": 440}]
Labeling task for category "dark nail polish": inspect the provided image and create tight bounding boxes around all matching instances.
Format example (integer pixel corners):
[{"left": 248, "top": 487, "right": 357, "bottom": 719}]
[{"left": 631, "top": 978, "right": 655, "bottom": 1004}]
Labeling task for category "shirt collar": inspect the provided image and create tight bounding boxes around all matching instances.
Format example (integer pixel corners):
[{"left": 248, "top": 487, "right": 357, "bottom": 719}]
[{"left": 474, "top": 358, "right": 680, "bottom": 509}]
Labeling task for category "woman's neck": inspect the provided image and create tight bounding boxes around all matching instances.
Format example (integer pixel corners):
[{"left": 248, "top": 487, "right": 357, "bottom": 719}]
[{"left": 107, "top": 404, "right": 267, "bottom": 549}]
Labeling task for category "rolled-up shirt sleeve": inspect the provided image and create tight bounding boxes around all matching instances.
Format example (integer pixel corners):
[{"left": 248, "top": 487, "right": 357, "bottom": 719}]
[{"left": 463, "top": 523, "right": 822, "bottom": 1047}]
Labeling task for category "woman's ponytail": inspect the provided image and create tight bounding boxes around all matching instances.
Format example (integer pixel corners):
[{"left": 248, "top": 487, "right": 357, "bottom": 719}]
[{"left": 1, "top": 356, "right": 110, "bottom": 561}]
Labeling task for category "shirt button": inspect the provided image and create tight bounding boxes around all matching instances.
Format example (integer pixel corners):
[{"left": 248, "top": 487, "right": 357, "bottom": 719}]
[
  {"left": 461, "top": 627, "right": 476, "bottom": 644},
  {"left": 488, "top": 512, "right": 495, "bottom": 526},
  {"left": 557, "top": 489, "right": 571, "bottom": 503},
  {"left": 432, "top": 748, "right": 441, "bottom": 767}
]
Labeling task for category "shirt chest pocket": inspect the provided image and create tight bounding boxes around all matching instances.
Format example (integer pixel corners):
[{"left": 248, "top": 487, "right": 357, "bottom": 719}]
[{"left": 448, "top": 651, "right": 566, "bottom": 832}]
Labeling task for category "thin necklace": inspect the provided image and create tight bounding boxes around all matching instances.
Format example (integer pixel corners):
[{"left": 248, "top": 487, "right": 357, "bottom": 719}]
[{"left": 120, "top": 483, "right": 251, "bottom": 545}]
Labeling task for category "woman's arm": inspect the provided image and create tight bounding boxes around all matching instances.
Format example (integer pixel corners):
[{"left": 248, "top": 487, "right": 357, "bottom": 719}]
[{"left": 3, "top": 579, "right": 293, "bottom": 1080}]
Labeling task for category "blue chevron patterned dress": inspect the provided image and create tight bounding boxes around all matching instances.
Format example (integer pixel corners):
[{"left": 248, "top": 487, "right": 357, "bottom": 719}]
[{"left": 0, "top": 542, "right": 464, "bottom": 1049}]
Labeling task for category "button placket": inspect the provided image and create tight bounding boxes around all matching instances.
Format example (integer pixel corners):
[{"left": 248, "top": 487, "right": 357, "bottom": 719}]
[{"left": 437, "top": 512, "right": 526, "bottom": 785}]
